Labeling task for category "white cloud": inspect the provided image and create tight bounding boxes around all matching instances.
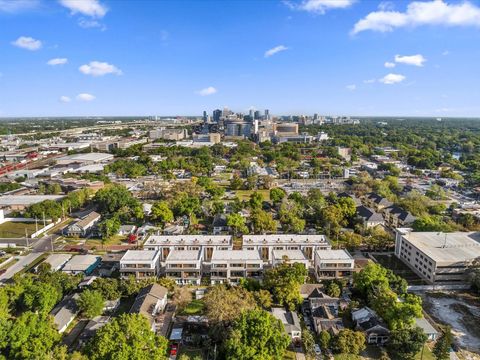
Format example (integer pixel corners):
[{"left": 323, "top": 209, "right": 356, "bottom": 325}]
[
  {"left": 78, "top": 18, "right": 106, "bottom": 30},
  {"left": 442, "top": 50, "right": 450, "bottom": 56},
  {"left": 363, "top": 79, "right": 376, "bottom": 84},
  {"left": 379, "top": 73, "right": 406, "bottom": 84},
  {"left": 384, "top": 61, "right": 396, "bottom": 68},
  {"left": 60, "top": 96, "right": 71, "bottom": 103},
  {"left": 352, "top": 0, "right": 480, "bottom": 34},
  {"left": 12, "top": 36, "right": 42, "bottom": 51},
  {"left": 76, "top": 93, "right": 95, "bottom": 101},
  {"left": 59, "top": 0, "right": 107, "bottom": 18},
  {"left": 288, "top": 0, "right": 355, "bottom": 14},
  {"left": 346, "top": 84, "right": 356, "bottom": 91},
  {"left": 196, "top": 86, "right": 217, "bottom": 96},
  {"left": 264, "top": 45, "right": 289, "bottom": 58},
  {"left": 47, "top": 58, "right": 68, "bottom": 66},
  {"left": 395, "top": 54, "right": 426, "bottom": 66},
  {"left": 79, "top": 61, "right": 122, "bottom": 76},
  {"left": 0, "top": 0, "right": 39, "bottom": 13}
]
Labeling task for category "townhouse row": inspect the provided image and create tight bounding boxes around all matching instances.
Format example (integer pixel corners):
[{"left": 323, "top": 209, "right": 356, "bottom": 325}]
[{"left": 120, "top": 234, "right": 355, "bottom": 285}]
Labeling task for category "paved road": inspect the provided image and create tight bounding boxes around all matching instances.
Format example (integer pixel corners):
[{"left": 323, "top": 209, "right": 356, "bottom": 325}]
[
  {"left": 32, "top": 234, "right": 59, "bottom": 253},
  {"left": 0, "top": 252, "right": 43, "bottom": 282}
]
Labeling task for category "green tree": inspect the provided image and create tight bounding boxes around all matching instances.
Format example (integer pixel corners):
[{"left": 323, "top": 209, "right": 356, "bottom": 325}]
[
  {"left": 253, "top": 289, "right": 273, "bottom": 309},
  {"left": 94, "top": 184, "right": 143, "bottom": 221},
  {"left": 226, "top": 213, "right": 248, "bottom": 236},
  {"left": 433, "top": 326, "right": 453, "bottom": 360},
  {"left": 325, "top": 282, "right": 341, "bottom": 298},
  {"left": 249, "top": 191, "right": 263, "bottom": 210},
  {"left": 331, "top": 329, "right": 366, "bottom": 355},
  {"left": 6, "top": 312, "right": 61, "bottom": 360},
  {"left": 151, "top": 201, "right": 174, "bottom": 226},
  {"left": 263, "top": 262, "right": 307, "bottom": 310},
  {"left": 224, "top": 309, "right": 291, "bottom": 360},
  {"left": 319, "top": 330, "right": 331, "bottom": 351},
  {"left": 387, "top": 327, "right": 428, "bottom": 360},
  {"left": 270, "top": 188, "right": 286, "bottom": 205},
  {"left": 352, "top": 263, "right": 389, "bottom": 299},
  {"left": 302, "top": 329, "right": 316, "bottom": 358},
  {"left": 229, "top": 174, "right": 243, "bottom": 190},
  {"left": 91, "top": 278, "right": 121, "bottom": 301},
  {"left": 21, "top": 282, "right": 61, "bottom": 314},
  {"left": 203, "top": 285, "right": 256, "bottom": 325},
  {"left": 250, "top": 209, "right": 277, "bottom": 234},
  {"left": 97, "top": 216, "right": 121, "bottom": 242},
  {"left": 87, "top": 313, "right": 168, "bottom": 360},
  {"left": 77, "top": 290, "right": 104, "bottom": 318}
]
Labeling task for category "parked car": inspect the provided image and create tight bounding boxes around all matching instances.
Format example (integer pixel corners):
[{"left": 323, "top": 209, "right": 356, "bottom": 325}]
[
  {"left": 314, "top": 344, "right": 322, "bottom": 355},
  {"left": 170, "top": 344, "right": 178, "bottom": 357}
]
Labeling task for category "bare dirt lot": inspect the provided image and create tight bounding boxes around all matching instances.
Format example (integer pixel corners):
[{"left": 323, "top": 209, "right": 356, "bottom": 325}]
[{"left": 421, "top": 292, "right": 480, "bottom": 359}]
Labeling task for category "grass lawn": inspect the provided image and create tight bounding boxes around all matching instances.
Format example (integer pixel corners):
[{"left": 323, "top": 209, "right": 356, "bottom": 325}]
[
  {"left": 178, "top": 347, "right": 205, "bottom": 359},
  {"left": 283, "top": 350, "right": 296, "bottom": 360},
  {"left": 0, "top": 221, "right": 44, "bottom": 238},
  {"left": 85, "top": 235, "right": 125, "bottom": 248},
  {"left": 414, "top": 345, "right": 435, "bottom": 360},
  {"left": 180, "top": 299, "right": 205, "bottom": 315},
  {"left": 235, "top": 189, "right": 271, "bottom": 202}
]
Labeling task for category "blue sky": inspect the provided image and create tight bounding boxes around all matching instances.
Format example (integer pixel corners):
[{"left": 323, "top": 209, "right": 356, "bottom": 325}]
[{"left": 1, "top": 0, "right": 480, "bottom": 117}]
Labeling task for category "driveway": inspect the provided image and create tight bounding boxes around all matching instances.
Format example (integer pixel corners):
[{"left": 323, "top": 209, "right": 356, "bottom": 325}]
[{"left": 0, "top": 252, "right": 43, "bottom": 282}]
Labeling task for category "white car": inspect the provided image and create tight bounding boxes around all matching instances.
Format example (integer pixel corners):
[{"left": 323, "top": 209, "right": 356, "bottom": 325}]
[{"left": 314, "top": 344, "right": 322, "bottom": 355}]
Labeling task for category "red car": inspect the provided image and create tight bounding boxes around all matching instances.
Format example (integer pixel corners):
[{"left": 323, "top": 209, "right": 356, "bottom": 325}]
[{"left": 170, "top": 344, "right": 178, "bottom": 357}]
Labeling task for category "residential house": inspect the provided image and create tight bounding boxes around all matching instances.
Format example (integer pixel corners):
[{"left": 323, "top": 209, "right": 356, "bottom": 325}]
[
  {"left": 363, "top": 193, "right": 393, "bottom": 212},
  {"left": 271, "top": 308, "right": 302, "bottom": 342},
  {"left": 64, "top": 211, "right": 101, "bottom": 237},
  {"left": 383, "top": 205, "right": 415, "bottom": 228},
  {"left": 356, "top": 205, "right": 385, "bottom": 228},
  {"left": 212, "top": 214, "right": 229, "bottom": 235},
  {"left": 50, "top": 294, "right": 80, "bottom": 333},
  {"left": 62, "top": 255, "right": 101, "bottom": 275},
  {"left": 308, "top": 291, "right": 345, "bottom": 336},
  {"left": 130, "top": 284, "right": 168, "bottom": 332},
  {"left": 118, "top": 225, "right": 136, "bottom": 236},
  {"left": 42, "top": 253, "right": 72, "bottom": 272},
  {"left": 415, "top": 318, "right": 439, "bottom": 341},
  {"left": 98, "top": 252, "right": 124, "bottom": 277},
  {"left": 352, "top": 307, "right": 390, "bottom": 345},
  {"left": 119, "top": 250, "right": 160, "bottom": 279}
]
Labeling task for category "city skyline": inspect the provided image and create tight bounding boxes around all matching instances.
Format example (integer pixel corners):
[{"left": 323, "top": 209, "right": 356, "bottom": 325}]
[{"left": 1, "top": 0, "right": 480, "bottom": 117}]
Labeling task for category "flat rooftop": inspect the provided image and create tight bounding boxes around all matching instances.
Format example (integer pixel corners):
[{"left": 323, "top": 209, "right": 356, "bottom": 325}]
[
  {"left": 315, "top": 249, "right": 353, "bottom": 260},
  {"left": 121, "top": 250, "right": 159, "bottom": 262},
  {"left": 57, "top": 152, "right": 113, "bottom": 163},
  {"left": 243, "top": 234, "right": 328, "bottom": 245},
  {"left": 211, "top": 250, "right": 261, "bottom": 261},
  {"left": 62, "top": 255, "right": 100, "bottom": 271},
  {"left": 165, "top": 249, "right": 201, "bottom": 261},
  {"left": 0, "top": 195, "right": 64, "bottom": 206},
  {"left": 272, "top": 249, "right": 308, "bottom": 261},
  {"left": 144, "top": 235, "right": 232, "bottom": 246},
  {"left": 44, "top": 253, "right": 72, "bottom": 270},
  {"left": 399, "top": 230, "right": 480, "bottom": 264}
]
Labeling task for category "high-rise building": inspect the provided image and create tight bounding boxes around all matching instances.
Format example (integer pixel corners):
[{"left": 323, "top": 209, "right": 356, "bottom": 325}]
[
  {"left": 202, "top": 111, "right": 208, "bottom": 124},
  {"left": 223, "top": 107, "right": 230, "bottom": 117},
  {"left": 249, "top": 109, "right": 254, "bottom": 119},
  {"left": 213, "top": 109, "right": 222, "bottom": 123},
  {"left": 254, "top": 110, "right": 261, "bottom": 120},
  {"left": 264, "top": 109, "right": 270, "bottom": 120}
]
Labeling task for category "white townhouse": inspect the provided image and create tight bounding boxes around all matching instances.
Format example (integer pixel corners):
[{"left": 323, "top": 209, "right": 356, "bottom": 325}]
[
  {"left": 120, "top": 250, "right": 161, "bottom": 279},
  {"left": 208, "top": 250, "right": 264, "bottom": 285},
  {"left": 314, "top": 249, "right": 355, "bottom": 280},
  {"left": 163, "top": 249, "right": 202, "bottom": 285},
  {"left": 143, "top": 235, "right": 233, "bottom": 263},
  {"left": 241, "top": 234, "right": 331, "bottom": 264}
]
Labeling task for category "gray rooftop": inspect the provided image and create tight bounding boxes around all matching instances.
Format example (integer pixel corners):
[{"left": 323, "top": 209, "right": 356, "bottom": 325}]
[
  {"left": 0, "top": 195, "right": 64, "bottom": 206},
  {"left": 399, "top": 229, "right": 480, "bottom": 264},
  {"left": 211, "top": 250, "right": 262, "bottom": 261},
  {"left": 243, "top": 234, "right": 328, "bottom": 245},
  {"left": 272, "top": 249, "right": 308, "bottom": 261},
  {"left": 315, "top": 249, "right": 353, "bottom": 261},
  {"left": 121, "top": 250, "right": 159, "bottom": 262},
  {"left": 62, "top": 255, "right": 101, "bottom": 271},
  {"left": 165, "top": 249, "right": 201, "bottom": 261},
  {"left": 145, "top": 234, "right": 232, "bottom": 246}
]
